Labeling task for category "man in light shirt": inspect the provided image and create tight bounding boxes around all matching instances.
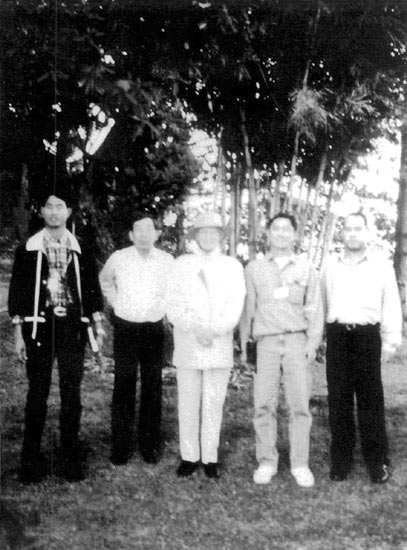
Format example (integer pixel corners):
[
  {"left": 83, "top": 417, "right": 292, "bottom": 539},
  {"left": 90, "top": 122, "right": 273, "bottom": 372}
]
[
  {"left": 167, "top": 212, "right": 246, "bottom": 479},
  {"left": 100, "top": 212, "right": 174, "bottom": 466},
  {"left": 322, "top": 212, "right": 402, "bottom": 483},
  {"left": 241, "top": 213, "right": 323, "bottom": 488}
]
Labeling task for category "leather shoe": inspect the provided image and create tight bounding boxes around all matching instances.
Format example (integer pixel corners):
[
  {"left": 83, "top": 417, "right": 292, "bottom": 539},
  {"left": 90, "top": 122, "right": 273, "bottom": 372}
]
[
  {"left": 20, "top": 455, "right": 47, "bottom": 484},
  {"left": 329, "top": 469, "right": 349, "bottom": 482},
  {"left": 62, "top": 459, "right": 85, "bottom": 482},
  {"left": 110, "top": 452, "right": 130, "bottom": 466},
  {"left": 142, "top": 449, "right": 160, "bottom": 464},
  {"left": 203, "top": 462, "right": 220, "bottom": 479},
  {"left": 176, "top": 460, "right": 199, "bottom": 477},
  {"left": 370, "top": 464, "right": 390, "bottom": 484}
]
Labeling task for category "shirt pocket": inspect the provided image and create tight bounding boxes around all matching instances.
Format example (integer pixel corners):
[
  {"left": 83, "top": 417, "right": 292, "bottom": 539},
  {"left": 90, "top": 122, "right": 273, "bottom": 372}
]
[{"left": 288, "top": 281, "right": 306, "bottom": 305}]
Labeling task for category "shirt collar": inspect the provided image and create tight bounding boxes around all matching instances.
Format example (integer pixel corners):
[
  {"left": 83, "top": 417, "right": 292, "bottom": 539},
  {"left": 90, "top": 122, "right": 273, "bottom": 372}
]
[
  {"left": 131, "top": 246, "right": 159, "bottom": 260},
  {"left": 26, "top": 228, "right": 81, "bottom": 254},
  {"left": 266, "top": 251, "right": 296, "bottom": 264},
  {"left": 196, "top": 246, "right": 222, "bottom": 260},
  {"left": 43, "top": 229, "right": 71, "bottom": 247},
  {"left": 338, "top": 248, "right": 371, "bottom": 266}
]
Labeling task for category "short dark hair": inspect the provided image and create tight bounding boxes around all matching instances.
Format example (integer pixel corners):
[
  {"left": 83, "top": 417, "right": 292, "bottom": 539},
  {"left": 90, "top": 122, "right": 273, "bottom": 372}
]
[
  {"left": 131, "top": 209, "right": 160, "bottom": 230},
  {"left": 38, "top": 181, "right": 74, "bottom": 208},
  {"left": 344, "top": 212, "right": 368, "bottom": 227},
  {"left": 267, "top": 212, "right": 298, "bottom": 231}
]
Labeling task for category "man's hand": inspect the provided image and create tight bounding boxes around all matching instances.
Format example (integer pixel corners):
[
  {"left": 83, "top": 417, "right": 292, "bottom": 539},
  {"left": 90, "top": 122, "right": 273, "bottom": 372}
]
[
  {"left": 96, "top": 333, "right": 104, "bottom": 352},
  {"left": 196, "top": 335, "right": 213, "bottom": 347},
  {"left": 196, "top": 326, "right": 214, "bottom": 347},
  {"left": 305, "top": 344, "right": 316, "bottom": 364},
  {"left": 14, "top": 326, "right": 27, "bottom": 362},
  {"left": 94, "top": 322, "right": 106, "bottom": 353},
  {"left": 241, "top": 348, "right": 248, "bottom": 364}
]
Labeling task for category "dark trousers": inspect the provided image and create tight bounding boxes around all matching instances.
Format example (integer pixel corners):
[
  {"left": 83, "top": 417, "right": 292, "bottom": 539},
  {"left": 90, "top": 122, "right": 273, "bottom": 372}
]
[
  {"left": 111, "top": 316, "right": 164, "bottom": 460},
  {"left": 326, "top": 322, "right": 388, "bottom": 474},
  {"left": 22, "top": 314, "right": 85, "bottom": 467}
]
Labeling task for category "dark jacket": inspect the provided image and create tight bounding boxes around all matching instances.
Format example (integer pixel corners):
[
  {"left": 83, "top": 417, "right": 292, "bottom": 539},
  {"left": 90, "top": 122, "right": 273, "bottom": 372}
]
[{"left": 8, "top": 229, "right": 104, "bottom": 344}]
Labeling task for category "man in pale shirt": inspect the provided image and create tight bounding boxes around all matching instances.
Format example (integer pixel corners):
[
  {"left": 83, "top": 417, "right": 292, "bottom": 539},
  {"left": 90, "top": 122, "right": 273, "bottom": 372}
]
[
  {"left": 100, "top": 212, "right": 174, "bottom": 466},
  {"left": 322, "top": 212, "right": 402, "bottom": 484},
  {"left": 240, "top": 213, "right": 323, "bottom": 488}
]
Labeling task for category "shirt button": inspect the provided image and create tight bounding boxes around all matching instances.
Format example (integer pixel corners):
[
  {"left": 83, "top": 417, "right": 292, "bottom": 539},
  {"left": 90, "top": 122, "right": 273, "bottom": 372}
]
[
  {"left": 42, "top": 280, "right": 47, "bottom": 285},
  {"left": 37, "top": 342, "right": 41, "bottom": 347}
]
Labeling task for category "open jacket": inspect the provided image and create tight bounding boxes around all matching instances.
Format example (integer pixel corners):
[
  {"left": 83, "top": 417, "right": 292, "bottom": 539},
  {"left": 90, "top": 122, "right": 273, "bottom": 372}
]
[
  {"left": 166, "top": 248, "right": 246, "bottom": 370},
  {"left": 8, "top": 229, "right": 104, "bottom": 345}
]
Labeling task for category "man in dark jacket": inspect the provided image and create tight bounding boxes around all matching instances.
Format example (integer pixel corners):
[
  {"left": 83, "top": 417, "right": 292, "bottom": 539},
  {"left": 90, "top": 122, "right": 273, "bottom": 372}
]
[{"left": 8, "top": 187, "right": 104, "bottom": 483}]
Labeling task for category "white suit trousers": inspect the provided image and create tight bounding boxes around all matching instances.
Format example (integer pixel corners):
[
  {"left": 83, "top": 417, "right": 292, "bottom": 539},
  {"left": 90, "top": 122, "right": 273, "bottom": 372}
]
[{"left": 176, "top": 367, "right": 230, "bottom": 464}]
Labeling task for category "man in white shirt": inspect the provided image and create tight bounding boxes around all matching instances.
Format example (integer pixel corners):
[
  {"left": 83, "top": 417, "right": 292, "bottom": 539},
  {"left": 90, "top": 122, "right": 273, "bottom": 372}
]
[
  {"left": 167, "top": 212, "right": 246, "bottom": 479},
  {"left": 100, "top": 213, "right": 174, "bottom": 465},
  {"left": 322, "top": 212, "right": 402, "bottom": 483}
]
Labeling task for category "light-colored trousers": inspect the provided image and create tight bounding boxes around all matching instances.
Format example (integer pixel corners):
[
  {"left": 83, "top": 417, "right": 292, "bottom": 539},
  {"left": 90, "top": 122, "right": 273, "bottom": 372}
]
[
  {"left": 177, "top": 367, "right": 230, "bottom": 464},
  {"left": 254, "top": 332, "right": 312, "bottom": 470}
]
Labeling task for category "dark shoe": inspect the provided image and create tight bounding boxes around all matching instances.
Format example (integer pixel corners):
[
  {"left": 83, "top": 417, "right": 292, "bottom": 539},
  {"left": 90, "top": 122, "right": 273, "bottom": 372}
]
[
  {"left": 176, "top": 460, "right": 199, "bottom": 477},
  {"left": 142, "top": 450, "right": 160, "bottom": 464},
  {"left": 203, "top": 462, "right": 220, "bottom": 479},
  {"left": 20, "top": 455, "right": 47, "bottom": 484},
  {"left": 110, "top": 452, "right": 130, "bottom": 466},
  {"left": 370, "top": 464, "right": 390, "bottom": 484},
  {"left": 62, "top": 459, "right": 85, "bottom": 482},
  {"left": 329, "top": 469, "right": 349, "bottom": 482}
]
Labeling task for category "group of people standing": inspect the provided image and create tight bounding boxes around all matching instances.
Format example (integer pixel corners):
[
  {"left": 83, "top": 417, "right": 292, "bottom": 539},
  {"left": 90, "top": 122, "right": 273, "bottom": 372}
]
[{"left": 8, "top": 187, "right": 402, "bottom": 488}]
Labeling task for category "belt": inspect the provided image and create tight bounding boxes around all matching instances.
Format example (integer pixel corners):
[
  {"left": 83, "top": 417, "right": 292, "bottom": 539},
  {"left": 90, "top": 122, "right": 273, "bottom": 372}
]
[
  {"left": 330, "top": 321, "right": 379, "bottom": 332},
  {"left": 53, "top": 306, "right": 67, "bottom": 317}
]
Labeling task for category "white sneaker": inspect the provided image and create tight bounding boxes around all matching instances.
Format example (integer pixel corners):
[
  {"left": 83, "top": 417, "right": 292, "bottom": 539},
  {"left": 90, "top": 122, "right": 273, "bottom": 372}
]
[
  {"left": 253, "top": 463, "right": 277, "bottom": 484},
  {"left": 291, "top": 467, "right": 315, "bottom": 488}
]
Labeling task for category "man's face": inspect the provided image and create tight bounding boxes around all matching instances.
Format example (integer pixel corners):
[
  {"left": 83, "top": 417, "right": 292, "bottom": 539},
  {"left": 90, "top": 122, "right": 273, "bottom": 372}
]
[
  {"left": 129, "top": 217, "right": 159, "bottom": 253},
  {"left": 41, "top": 195, "right": 71, "bottom": 229},
  {"left": 342, "top": 215, "right": 369, "bottom": 252},
  {"left": 268, "top": 217, "right": 296, "bottom": 251},
  {"left": 195, "top": 227, "right": 222, "bottom": 253}
]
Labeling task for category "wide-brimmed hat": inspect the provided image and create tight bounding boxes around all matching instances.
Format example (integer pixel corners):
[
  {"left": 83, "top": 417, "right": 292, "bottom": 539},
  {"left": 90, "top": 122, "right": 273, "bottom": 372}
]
[{"left": 190, "top": 212, "right": 227, "bottom": 236}]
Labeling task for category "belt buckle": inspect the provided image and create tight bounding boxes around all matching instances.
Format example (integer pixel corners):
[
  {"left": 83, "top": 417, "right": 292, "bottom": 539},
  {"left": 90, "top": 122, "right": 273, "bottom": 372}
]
[{"left": 53, "top": 306, "right": 67, "bottom": 317}]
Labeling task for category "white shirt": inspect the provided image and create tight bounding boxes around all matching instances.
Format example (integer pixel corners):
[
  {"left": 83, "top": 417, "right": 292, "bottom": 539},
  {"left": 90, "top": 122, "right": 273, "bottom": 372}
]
[
  {"left": 322, "top": 250, "right": 402, "bottom": 350},
  {"left": 99, "top": 246, "right": 174, "bottom": 323}
]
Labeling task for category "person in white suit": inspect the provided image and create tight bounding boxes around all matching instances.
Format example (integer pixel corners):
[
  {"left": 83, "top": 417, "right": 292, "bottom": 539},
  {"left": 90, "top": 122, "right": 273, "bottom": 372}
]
[{"left": 167, "top": 212, "right": 246, "bottom": 479}]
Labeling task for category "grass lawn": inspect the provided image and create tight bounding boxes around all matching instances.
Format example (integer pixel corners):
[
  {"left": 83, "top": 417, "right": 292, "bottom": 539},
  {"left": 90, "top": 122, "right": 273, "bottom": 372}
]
[{"left": 1, "top": 312, "right": 407, "bottom": 550}]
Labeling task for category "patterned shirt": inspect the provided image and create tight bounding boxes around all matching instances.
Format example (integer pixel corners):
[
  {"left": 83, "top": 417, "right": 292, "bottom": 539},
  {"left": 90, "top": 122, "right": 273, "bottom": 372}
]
[{"left": 43, "top": 231, "right": 72, "bottom": 307}]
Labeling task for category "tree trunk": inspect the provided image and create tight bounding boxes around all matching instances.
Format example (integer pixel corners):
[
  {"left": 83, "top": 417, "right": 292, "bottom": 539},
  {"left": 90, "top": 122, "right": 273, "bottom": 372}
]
[
  {"left": 285, "top": 131, "right": 299, "bottom": 212},
  {"left": 12, "top": 163, "right": 30, "bottom": 240},
  {"left": 229, "top": 164, "right": 237, "bottom": 258},
  {"left": 394, "top": 116, "right": 407, "bottom": 332},
  {"left": 240, "top": 108, "right": 257, "bottom": 260},
  {"left": 220, "top": 152, "right": 227, "bottom": 227},
  {"left": 313, "top": 180, "right": 336, "bottom": 266},
  {"left": 297, "top": 182, "right": 312, "bottom": 249},
  {"left": 235, "top": 164, "right": 242, "bottom": 255},
  {"left": 307, "top": 150, "right": 328, "bottom": 257},
  {"left": 271, "top": 161, "right": 285, "bottom": 216},
  {"left": 213, "top": 138, "right": 223, "bottom": 210}
]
